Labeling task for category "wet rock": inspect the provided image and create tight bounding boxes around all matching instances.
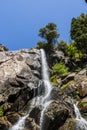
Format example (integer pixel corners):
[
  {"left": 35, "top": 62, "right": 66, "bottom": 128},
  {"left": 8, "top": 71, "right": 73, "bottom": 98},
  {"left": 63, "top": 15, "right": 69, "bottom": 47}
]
[
  {"left": 41, "top": 100, "right": 69, "bottom": 130},
  {"left": 71, "top": 119, "right": 87, "bottom": 130},
  {"left": 25, "top": 117, "right": 40, "bottom": 130},
  {"left": 0, "top": 117, "right": 11, "bottom": 130},
  {"left": 58, "top": 118, "right": 87, "bottom": 130},
  {"left": 30, "top": 105, "right": 41, "bottom": 125},
  {"left": 58, "top": 118, "right": 73, "bottom": 130},
  {"left": 7, "top": 113, "right": 20, "bottom": 125}
]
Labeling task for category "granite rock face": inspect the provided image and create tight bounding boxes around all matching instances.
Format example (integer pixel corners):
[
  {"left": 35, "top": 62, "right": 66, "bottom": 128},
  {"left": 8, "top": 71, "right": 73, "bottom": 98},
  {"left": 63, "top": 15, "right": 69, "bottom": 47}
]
[
  {"left": 0, "top": 48, "right": 41, "bottom": 113},
  {"left": 74, "top": 69, "right": 87, "bottom": 97},
  {"left": 0, "top": 47, "right": 87, "bottom": 130},
  {"left": 41, "top": 100, "right": 69, "bottom": 130},
  {"left": 0, "top": 48, "right": 42, "bottom": 129}
]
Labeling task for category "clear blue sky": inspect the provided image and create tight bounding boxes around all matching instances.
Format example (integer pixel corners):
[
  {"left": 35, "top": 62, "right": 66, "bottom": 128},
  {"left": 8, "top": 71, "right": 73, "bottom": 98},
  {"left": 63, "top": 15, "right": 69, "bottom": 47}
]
[{"left": 0, "top": 0, "right": 86, "bottom": 50}]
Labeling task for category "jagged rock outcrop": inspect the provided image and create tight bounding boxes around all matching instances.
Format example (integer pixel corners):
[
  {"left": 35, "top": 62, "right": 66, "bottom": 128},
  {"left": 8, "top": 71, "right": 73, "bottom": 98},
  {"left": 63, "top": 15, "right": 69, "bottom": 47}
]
[
  {"left": 30, "top": 105, "right": 41, "bottom": 125},
  {"left": 25, "top": 117, "right": 40, "bottom": 130},
  {"left": 0, "top": 48, "right": 41, "bottom": 111},
  {"left": 0, "top": 48, "right": 41, "bottom": 129},
  {"left": 0, "top": 117, "right": 11, "bottom": 130},
  {"left": 41, "top": 100, "right": 69, "bottom": 130},
  {"left": 0, "top": 46, "right": 87, "bottom": 130},
  {"left": 75, "top": 69, "right": 87, "bottom": 97}
]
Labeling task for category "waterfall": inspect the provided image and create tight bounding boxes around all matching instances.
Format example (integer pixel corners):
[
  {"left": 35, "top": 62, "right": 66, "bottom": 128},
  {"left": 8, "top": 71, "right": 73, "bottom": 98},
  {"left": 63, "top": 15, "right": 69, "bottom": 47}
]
[
  {"left": 73, "top": 104, "right": 87, "bottom": 130},
  {"left": 9, "top": 96, "right": 37, "bottom": 130},
  {"left": 9, "top": 49, "right": 52, "bottom": 130},
  {"left": 40, "top": 49, "right": 52, "bottom": 130},
  {"left": 10, "top": 48, "right": 87, "bottom": 130},
  {"left": 40, "top": 49, "right": 52, "bottom": 103},
  {"left": 9, "top": 114, "right": 28, "bottom": 130}
]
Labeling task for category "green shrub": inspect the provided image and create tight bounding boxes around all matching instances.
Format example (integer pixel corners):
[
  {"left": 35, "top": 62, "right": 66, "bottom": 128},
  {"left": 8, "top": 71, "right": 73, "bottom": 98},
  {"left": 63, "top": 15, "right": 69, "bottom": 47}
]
[
  {"left": 57, "top": 40, "right": 68, "bottom": 55},
  {"left": 36, "top": 41, "right": 46, "bottom": 49},
  {"left": 50, "top": 75, "right": 59, "bottom": 85},
  {"left": 67, "top": 41, "right": 83, "bottom": 59},
  {"left": 52, "top": 62, "right": 70, "bottom": 78}
]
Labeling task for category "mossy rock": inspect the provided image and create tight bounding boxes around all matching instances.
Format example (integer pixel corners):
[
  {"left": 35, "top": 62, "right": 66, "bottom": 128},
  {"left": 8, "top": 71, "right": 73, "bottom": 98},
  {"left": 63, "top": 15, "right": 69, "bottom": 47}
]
[{"left": 61, "top": 80, "right": 74, "bottom": 90}]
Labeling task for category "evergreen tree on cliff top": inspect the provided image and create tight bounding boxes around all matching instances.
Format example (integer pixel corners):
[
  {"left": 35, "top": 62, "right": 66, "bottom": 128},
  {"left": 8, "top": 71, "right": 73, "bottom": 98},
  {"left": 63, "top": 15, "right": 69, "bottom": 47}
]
[
  {"left": 70, "top": 13, "right": 87, "bottom": 54},
  {"left": 37, "top": 23, "right": 59, "bottom": 52},
  {"left": 39, "top": 23, "right": 59, "bottom": 44}
]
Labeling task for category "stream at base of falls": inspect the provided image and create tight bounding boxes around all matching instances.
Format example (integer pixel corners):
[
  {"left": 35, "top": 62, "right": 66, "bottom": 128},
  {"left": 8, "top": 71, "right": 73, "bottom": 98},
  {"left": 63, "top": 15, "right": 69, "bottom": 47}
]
[
  {"left": 9, "top": 49, "right": 87, "bottom": 130},
  {"left": 73, "top": 104, "right": 87, "bottom": 130}
]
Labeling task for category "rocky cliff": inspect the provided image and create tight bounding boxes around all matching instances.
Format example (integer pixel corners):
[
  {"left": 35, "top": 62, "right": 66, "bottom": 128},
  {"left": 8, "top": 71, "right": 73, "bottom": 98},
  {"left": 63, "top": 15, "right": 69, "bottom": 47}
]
[
  {"left": 0, "top": 46, "right": 87, "bottom": 130},
  {"left": 0, "top": 48, "right": 42, "bottom": 129}
]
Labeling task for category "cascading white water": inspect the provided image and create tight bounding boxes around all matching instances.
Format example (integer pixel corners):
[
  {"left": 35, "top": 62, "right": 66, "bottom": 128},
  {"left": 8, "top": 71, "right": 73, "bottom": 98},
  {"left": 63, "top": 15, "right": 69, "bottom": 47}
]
[
  {"left": 9, "top": 114, "right": 28, "bottom": 130},
  {"left": 9, "top": 49, "right": 52, "bottom": 130},
  {"left": 40, "top": 49, "right": 87, "bottom": 130},
  {"left": 40, "top": 49, "right": 52, "bottom": 130},
  {"left": 40, "top": 49, "right": 52, "bottom": 103},
  {"left": 9, "top": 98, "right": 36, "bottom": 130},
  {"left": 74, "top": 104, "right": 87, "bottom": 130},
  {"left": 40, "top": 100, "right": 52, "bottom": 130}
]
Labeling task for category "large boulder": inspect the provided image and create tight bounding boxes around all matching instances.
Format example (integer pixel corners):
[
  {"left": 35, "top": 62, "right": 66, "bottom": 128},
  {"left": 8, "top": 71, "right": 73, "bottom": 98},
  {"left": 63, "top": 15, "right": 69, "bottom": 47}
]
[
  {"left": 25, "top": 117, "right": 40, "bottom": 130},
  {"left": 41, "top": 100, "right": 69, "bottom": 130},
  {"left": 30, "top": 105, "right": 41, "bottom": 125},
  {"left": 61, "top": 73, "right": 76, "bottom": 85},
  {"left": 0, "top": 117, "right": 11, "bottom": 130},
  {"left": 47, "top": 50, "right": 64, "bottom": 67},
  {"left": 6, "top": 112, "right": 20, "bottom": 125},
  {"left": 78, "top": 97, "right": 87, "bottom": 116},
  {"left": 0, "top": 48, "right": 41, "bottom": 114},
  {"left": 75, "top": 69, "right": 87, "bottom": 97},
  {"left": 58, "top": 118, "right": 73, "bottom": 130}
]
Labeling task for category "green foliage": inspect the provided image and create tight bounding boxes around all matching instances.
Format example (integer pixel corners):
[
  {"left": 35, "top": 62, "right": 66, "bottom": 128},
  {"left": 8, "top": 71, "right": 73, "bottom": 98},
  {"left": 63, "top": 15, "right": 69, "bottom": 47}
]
[
  {"left": 36, "top": 41, "right": 46, "bottom": 49},
  {"left": 57, "top": 40, "right": 68, "bottom": 55},
  {"left": 37, "top": 23, "right": 60, "bottom": 53},
  {"left": 79, "top": 101, "right": 87, "bottom": 105},
  {"left": 70, "top": 13, "right": 87, "bottom": 54},
  {"left": 61, "top": 80, "right": 74, "bottom": 89},
  {"left": 36, "top": 40, "right": 54, "bottom": 52},
  {"left": 50, "top": 75, "right": 59, "bottom": 85},
  {"left": 72, "top": 91, "right": 79, "bottom": 99},
  {"left": 67, "top": 41, "right": 82, "bottom": 58},
  {"left": 39, "top": 23, "right": 59, "bottom": 44},
  {"left": 52, "top": 62, "right": 70, "bottom": 78},
  {"left": 0, "top": 105, "right": 4, "bottom": 117}
]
